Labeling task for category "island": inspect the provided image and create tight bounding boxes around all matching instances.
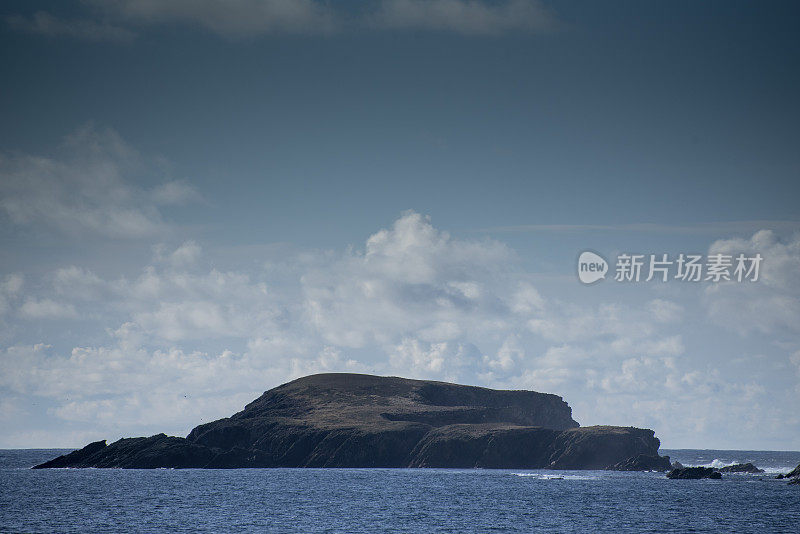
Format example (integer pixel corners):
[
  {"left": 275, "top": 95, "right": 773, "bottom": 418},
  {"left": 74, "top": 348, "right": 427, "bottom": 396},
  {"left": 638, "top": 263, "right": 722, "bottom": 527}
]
[{"left": 34, "top": 373, "right": 672, "bottom": 470}]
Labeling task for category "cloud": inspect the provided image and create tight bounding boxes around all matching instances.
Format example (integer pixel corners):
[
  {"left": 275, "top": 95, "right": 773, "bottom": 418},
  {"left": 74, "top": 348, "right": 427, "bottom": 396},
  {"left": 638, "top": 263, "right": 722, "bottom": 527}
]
[
  {"left": 302, "top": 211, "right": 515, "bottom": 350},
  {"left": 704, "top": 230, "right": 800, "bottom": 336},
  {"left": 369, "top": 0, "right": 555, "bottom": 34},
  {"left": 19, "top": 298, "right": 78, "bottom": 320},
  {"left": 1, "top": 213, "right": 796, "bottom": 448},
  {"left": 0, "top": 274, "right": 23, "bottom": 316},
  {"left": 6, "top": 10, "right": 136, "bottom": 42},
  {"left": 153, "top": 240, "right": 203, "bottom": 269},
  {"left": 525, "top": 300, "right": 672, "bottom": 344},
  {"left": 390, "top": 338, "right": 483, "bottom": 381},
  {"left": 0, "top": 342, "right": 280, "bottom": 436},
  {"left": 484, "top": 220, "right": 800, "bottom": 235},
  {"left": 0, "top": 125, "right": 198, "bottom": 238},
  {"left": 86, "top": 0, "right": 340, "bottom": 37},
  {"left": 152, "top": 181, "right": 202, "bottom": 205},
  {"left": 8, "top": 1, "right": 556, "bottom": 40},
  {"left": 1, "top": 213, "right": 525, "bottom": 441},
  {"left": 647, "top": 299, "right": 683, "bottom": 323}
]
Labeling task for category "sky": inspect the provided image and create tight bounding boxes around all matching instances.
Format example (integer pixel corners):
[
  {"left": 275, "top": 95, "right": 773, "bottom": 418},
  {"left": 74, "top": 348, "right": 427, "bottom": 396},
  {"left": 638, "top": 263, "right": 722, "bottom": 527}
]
[{"left": 0, "top": 0, "right": 799, "bottom": 450}]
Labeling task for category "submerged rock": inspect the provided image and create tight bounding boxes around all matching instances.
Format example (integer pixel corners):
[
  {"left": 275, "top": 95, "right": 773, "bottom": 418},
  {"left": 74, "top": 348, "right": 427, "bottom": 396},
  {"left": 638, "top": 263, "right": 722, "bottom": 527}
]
[
  {"left": 35, "top": 373, "right": 671, "bottom": 470},
  {"left": 667, "top": 467, "right": 722, "bottom": 480},
  {"left": 717, "top": 463, "right": 764, "bottom": 474}
]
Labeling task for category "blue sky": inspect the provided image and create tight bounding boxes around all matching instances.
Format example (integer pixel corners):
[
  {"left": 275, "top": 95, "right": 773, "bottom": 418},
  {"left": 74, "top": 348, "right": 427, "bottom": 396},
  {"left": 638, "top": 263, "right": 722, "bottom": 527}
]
[{"left": 1, "top": 0, "right": 799, "bottom": 450}]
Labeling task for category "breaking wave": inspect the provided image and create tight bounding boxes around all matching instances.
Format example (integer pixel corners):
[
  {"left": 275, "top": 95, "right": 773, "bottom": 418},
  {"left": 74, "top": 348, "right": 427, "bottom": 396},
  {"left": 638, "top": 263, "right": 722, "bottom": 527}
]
[{"left": 511, "top": 472, "right": 599, "bottom": 481}]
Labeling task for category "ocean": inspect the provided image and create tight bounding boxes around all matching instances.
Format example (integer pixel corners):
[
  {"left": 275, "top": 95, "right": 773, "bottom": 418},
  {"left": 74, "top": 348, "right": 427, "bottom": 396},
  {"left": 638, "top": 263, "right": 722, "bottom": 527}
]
[{"left": 1, "top": 449, "right": 799, "bottom": 533}]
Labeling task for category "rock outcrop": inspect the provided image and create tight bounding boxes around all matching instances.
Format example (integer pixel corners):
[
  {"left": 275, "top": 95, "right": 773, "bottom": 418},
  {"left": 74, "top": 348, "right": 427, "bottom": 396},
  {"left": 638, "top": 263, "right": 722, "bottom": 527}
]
[
  {"left": 667, "top": 467, "right": 722, "bottom": 479},
  {"left": 608, "top": 453, "right": 673, "bottom": 471},
  {"left": 717, "top": 463, "right": 764, "bottom": 474},
  {"left": 777, "top": 463, "right": 800, "bottom": 484},
  {"left": 35, "top": 373, "right": 670, "bottom": 470}
]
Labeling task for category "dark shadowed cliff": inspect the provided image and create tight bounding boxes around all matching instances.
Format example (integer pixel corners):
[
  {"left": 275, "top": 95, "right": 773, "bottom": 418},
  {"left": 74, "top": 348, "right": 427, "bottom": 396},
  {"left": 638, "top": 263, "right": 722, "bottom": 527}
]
[{"left": 35, "top": 373, "right": 669, "bottom": 470}]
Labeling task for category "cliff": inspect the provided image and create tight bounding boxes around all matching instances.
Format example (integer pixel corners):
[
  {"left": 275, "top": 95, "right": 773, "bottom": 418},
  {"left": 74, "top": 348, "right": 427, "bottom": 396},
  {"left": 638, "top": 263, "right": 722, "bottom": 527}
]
[{"left": 34, "top": 373, "right": 668, "bottom": 470}]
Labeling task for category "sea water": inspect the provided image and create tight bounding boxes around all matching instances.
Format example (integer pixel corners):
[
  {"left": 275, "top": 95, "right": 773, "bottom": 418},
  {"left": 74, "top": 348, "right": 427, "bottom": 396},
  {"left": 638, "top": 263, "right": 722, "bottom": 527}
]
[{"left": 2, "top": 449, "right": 799, "bottom": 533}]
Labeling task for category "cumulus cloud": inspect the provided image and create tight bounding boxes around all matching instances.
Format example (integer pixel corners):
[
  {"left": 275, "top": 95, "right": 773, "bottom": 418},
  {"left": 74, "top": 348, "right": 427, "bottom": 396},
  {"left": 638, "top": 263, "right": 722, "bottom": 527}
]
[
  {"left": 0, "top": 213, "right": 795, "bottom": 448},
  {"left": 302, "top": 211, "right": 514, "bottom": 350},
  {"left": 704, "top": 230, "right": 800, "bottom": 336},
  {"left": 0, "top": 125, "right": 199, "bottom": 238}
]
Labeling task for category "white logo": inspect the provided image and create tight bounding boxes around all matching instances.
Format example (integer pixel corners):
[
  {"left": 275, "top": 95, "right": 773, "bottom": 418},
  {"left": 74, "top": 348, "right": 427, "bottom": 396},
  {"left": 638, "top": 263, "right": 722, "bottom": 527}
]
[
  {"left": 578, "top": 251, "right": 608, "bottom": 284},
  {"left": 576, "top": 251, "right": 762, "bottom": 284}
]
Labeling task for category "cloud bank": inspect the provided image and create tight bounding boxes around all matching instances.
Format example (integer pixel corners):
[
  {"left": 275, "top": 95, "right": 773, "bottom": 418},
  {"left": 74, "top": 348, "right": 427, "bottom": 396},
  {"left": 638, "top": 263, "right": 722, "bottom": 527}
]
[{"left": 2, "top": 207, "right": 797, "bottom": 448}]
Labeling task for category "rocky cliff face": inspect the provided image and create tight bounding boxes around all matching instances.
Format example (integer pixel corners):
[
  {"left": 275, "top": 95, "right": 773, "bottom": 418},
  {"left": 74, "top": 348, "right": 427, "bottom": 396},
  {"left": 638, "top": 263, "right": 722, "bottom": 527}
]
[{"left": 35, "top": 373, "right": 668, "bottom": 470}]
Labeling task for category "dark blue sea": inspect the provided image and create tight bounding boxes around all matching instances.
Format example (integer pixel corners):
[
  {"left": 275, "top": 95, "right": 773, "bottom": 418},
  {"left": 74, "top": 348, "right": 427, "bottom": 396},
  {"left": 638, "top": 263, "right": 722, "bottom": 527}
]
[{"left": 1, "top": 449, "right": 799, "bottom": 533}]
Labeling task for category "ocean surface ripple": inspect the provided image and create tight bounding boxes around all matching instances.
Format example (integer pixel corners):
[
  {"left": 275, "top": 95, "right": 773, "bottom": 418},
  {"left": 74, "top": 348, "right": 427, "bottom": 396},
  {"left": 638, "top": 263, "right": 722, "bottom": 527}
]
[{"left": 2, "top": 449, "right": 799, "bottom": 533}]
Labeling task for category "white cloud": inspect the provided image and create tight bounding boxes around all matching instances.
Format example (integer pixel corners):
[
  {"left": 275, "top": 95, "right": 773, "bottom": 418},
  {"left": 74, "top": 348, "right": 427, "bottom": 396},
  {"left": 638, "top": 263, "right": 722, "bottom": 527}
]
[
  {"left": 509, "top": 282, "right": 545, "bottom": 314},
  {"left": 515, "top": 344, "right": 590, "bottom": 390},
  {"left": 0, "top": 125, "right": 197, "bottom": 238},
  {"left": 0, "top": 274, "right": 23, "bottom": 316},
  {"left": 389, "top": 338, "right": 482, "bottom": 382},
  {"left": 158, "top": 240, "right": 203, "bottom": 268},
  {"left": 152, "top": 180, "right": 202, "bottom": 205},
  {"left": 705, "top": 230, "right": 800, "bottom": 336},
  {"left": 288, "top": 346, "right": 366, "bottom": 378},
  {"left": 0, "top": 341, "right": 283, "bottom": 433},
  {"left": 647, "top": 298, "right": 683, "bottom": 323},
  {"left": 608, "top": 335, "right": 684, "bottom": 357},
  {"left": 19, "top": 299, "right": 78, "bottom": 320},
  {"left": 302, "top": 211, "right": 514, "bottom": 349},
  {"left": 51, "top": 267, "right": 107, "bottom": 302},
  {"left": 485, "top": 335, "right": 524, "bottom": 371},
  {"left": 1, "top": 214, "right": 797, "bottom": 448},
  {"left": 526, "top": 301, "right": 663, "bottom": 344},
  {"left": 600, "top": 356, "right": 675, "bottom": 394}
]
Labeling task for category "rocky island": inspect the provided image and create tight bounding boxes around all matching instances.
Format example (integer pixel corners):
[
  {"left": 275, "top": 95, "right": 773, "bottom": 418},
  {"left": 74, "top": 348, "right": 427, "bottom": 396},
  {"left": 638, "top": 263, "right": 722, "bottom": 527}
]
[{"left": 35, "top": 373, "right": 671, "bottom": 470}]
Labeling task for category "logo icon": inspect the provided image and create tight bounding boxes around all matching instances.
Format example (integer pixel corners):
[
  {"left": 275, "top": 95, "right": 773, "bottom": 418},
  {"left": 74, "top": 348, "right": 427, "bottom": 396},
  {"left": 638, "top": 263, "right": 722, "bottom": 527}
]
[{"left": 578, "top": 251, "right": 608, "bottom": 284}]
